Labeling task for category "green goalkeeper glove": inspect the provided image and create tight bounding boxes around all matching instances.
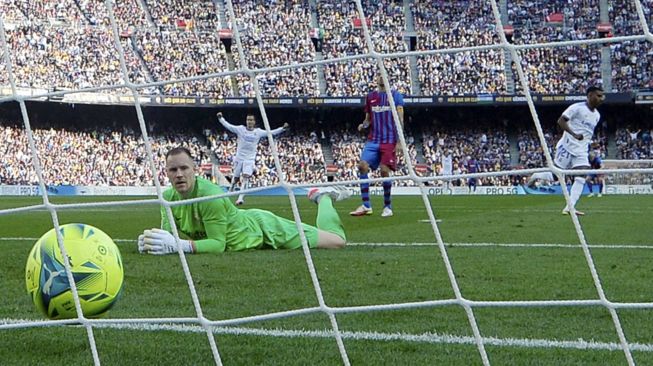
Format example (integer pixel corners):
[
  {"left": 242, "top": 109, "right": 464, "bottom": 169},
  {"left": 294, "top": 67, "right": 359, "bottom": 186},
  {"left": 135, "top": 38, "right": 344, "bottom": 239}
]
[{"left": 142, "top": 228, "right": 195, "bottom": 255}]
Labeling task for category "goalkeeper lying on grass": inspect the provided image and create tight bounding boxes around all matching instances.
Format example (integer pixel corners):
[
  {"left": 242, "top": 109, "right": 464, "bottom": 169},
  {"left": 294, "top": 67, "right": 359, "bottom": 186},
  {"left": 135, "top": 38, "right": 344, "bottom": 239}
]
[{"left": 138, "top": 147, "right": 349, "bottom": 254}]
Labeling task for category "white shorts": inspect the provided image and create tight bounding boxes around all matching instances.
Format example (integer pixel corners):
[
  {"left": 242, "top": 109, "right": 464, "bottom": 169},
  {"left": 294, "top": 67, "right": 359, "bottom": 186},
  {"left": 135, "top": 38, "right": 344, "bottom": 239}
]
[
  {"left": 554, "top": 141, "right": 589, "bottom": 169},
  {"left": 233, "top": 159, "right": 256, "bottom": 177}
]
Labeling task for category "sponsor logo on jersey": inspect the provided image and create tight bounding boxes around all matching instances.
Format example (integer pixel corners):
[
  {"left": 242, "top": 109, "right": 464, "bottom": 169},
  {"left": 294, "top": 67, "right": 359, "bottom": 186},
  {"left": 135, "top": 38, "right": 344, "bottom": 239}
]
[{"left": 371, "top": 106, "right": 392, "bottom": 113}]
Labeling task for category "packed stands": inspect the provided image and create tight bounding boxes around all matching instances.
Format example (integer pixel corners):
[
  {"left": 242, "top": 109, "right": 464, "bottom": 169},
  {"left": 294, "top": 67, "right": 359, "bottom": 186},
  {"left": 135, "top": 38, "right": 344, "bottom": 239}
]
[
  {"left": 0, "top": 124, "right": 209, "bottom": 186},
  {"left": 616, "top": 127, "right": 653, "bottom": 159},
  {"left": 208, "top": 129, "right": 326, "bottom": 187},
  {"left": 422, "top": 128, "right": 512, "bottom": 186},
  {"left": 412, "top": 0, "right": 507, "bottom": 95},
  {"left": 509, "top": 0, "right": 603, "bottom": 94},
  {"left": 317, "top": 0, "right": 411, "bottom": 96},
  {"left": 0, "top": 0, "right": 651, "bottom": 96},
  {"left": 229, "top": 0, "right": 319, "bottom": 97}
]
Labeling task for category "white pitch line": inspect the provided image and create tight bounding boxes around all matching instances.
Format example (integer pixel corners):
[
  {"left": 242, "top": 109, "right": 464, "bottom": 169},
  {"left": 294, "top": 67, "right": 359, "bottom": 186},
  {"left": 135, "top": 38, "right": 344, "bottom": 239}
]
[
  {"left": 349, "top": 242, "right": 653, "bottom": 249},
  {"left": 1, "top": 237, "right": 652, "bottom": 250},
  {"left": 6, "top": 207, "right": 158, "bottom": 213},
  {"left": 7, "top": 207, "right": 653, "bottom": 215},
  {"left": 1, "top": 318, "right": 651, "bottom": 353}
]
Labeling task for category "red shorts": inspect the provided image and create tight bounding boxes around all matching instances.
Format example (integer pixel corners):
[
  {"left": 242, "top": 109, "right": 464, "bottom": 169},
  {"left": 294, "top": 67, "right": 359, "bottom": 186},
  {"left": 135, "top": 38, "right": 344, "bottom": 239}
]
[{"left": 362, "top": 142, "right": 397, "bottom": 171}]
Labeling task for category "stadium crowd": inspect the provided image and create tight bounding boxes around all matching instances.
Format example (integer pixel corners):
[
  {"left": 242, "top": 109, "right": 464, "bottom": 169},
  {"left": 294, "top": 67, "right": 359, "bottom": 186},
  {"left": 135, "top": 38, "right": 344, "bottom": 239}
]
[
  {"left": 508, "top": 0, "right": 603, "bottom": 94},
  {"left": 209, "top": 130, "right": 327, "bottom": 187},
  {"left": 1, "top": 0, "right": 652, "bottom": 96},
  {"left": 1, "top": 115, "right": 652, "bottom": 188},
  {"left": 609, "top": 0, "right": 653, "bottom": 92},
  {"left": 0, "top": 1, "right": 652, "bottom": 191},
  {"left": 421, "top": 128, "right": 513, "bottom": 186},
  {"left": 230, "top": 0, "right": 319, "bottom": 97},
  {"left": 78, "top": 0, "right": 150, "bottom": 29},
  {"left": 134, "top": 30, "right": 233, "bottom": 97},
  {"left": 615, "top": 127, "right": 653, "bottom": 159},
  {"left": 144, "top": 0, "right": 218, "bottom": 30},
  {"left": 516, "top": 129, "right": 558, "bottom": 168},
  {"left": 318, "top": 0, "right": 411, "bottom": 96},
  {"left": 412, "top": 0, "right": 507, "bottom": 96},
  {"left": 0, "top": 24, "right": 148, "bottom": 92},
  {"left": 0, "top": 124, "right": 209, "bottom": 186}
]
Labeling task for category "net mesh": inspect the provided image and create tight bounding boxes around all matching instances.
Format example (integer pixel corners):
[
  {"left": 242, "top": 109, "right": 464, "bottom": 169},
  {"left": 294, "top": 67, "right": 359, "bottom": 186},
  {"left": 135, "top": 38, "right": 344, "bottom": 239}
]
[{"left": 1, "top": 0, "right": 653, "bottom": 365}]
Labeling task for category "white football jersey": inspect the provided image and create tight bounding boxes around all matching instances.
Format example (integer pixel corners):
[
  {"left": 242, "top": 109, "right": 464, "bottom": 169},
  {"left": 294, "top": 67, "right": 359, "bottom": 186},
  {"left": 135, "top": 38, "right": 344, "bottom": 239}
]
[
  {"left": 558, "top": 102, "right": 600, "bottom": 156},
  {"left": 219, "top": 117, "right": 285, "bottom": 161},
  {"left": 442, "top": 154, "right": 453, "bottom": 175}
]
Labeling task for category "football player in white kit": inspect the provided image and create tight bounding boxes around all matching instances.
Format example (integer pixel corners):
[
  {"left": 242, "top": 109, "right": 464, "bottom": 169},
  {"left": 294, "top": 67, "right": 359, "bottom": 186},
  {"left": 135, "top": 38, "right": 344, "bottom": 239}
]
[
  {"left": 526, "top": 171, "right": 557, "bottom": 188},
  {"left": 441, "top": 149, "right": 453, "bottom": 189},
  {"left": 217, "top": 112, "right": 289, "bottom": 205},
  {"left": 553, "top": 86, "right": 605, "bottom": 216}
]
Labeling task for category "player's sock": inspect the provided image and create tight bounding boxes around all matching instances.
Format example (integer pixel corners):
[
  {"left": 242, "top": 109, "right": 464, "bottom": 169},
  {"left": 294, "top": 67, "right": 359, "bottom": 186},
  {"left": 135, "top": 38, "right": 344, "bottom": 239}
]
[
  {"left": 240, "top": 176, "right": 249, "bottom": 192},
  {"left": 360, "top": 173, "right": 371, "bottom": 209},
  {"left": 229, "top": 178, "right": 238, "bottom": 192},
  {"left": 237, "top": 177, "right": 249, "bottom": 202},
  {"left": 383, "top": 181, "right": 392, "bottom": 209},
  {"left": 568, "top": 176, "right": 585, "bottom": 209},
  {"left": 317, "top": 197, "right": 346, "bottom": 241},
  {"left": 599, "top": 181, "right": 603, "bottom": 193},
  {"left": 586, "top": 180, "right": 593, "bottom": 193}
]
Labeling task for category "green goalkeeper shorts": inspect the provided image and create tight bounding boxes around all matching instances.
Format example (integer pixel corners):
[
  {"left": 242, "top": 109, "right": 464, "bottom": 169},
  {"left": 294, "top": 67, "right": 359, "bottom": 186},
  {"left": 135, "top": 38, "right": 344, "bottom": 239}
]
[{"left": 244, "top": 209, "right": 319, "bottom": 249}]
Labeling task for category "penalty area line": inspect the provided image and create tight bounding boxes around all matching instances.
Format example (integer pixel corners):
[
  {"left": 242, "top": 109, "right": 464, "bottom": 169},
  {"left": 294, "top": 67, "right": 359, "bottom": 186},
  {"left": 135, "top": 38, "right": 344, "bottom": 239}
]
[
  {"left": 1, "top": 318, "right": 651, "bottom": 353},
  {"left": 1, "top": 237, "right": 652, "bottom": 250}
]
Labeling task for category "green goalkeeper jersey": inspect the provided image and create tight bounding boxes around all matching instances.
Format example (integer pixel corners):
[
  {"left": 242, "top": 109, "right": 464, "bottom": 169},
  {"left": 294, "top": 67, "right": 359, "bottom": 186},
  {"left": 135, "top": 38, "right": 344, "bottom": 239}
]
[{"left": 161, "top": 177, "right": 265, "bottom": 253}]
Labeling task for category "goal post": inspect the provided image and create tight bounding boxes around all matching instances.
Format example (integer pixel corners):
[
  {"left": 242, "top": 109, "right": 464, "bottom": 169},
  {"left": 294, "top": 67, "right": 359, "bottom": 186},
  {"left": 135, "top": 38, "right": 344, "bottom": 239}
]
[{"left": 603, "top": 159, "right": 653, "bottom": 194}]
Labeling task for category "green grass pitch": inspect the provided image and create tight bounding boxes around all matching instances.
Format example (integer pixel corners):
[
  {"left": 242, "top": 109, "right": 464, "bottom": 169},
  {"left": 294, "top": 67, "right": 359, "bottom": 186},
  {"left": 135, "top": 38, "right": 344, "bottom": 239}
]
[{"left": 0, "top": 194, "right": 652, "bottom": 365}]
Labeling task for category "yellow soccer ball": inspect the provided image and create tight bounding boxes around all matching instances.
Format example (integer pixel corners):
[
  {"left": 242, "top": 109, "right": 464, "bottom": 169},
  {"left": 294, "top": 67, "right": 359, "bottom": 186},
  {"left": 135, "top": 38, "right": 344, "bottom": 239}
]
[{"left": 25, "top": 223, "right": 124, "bottom": 319}]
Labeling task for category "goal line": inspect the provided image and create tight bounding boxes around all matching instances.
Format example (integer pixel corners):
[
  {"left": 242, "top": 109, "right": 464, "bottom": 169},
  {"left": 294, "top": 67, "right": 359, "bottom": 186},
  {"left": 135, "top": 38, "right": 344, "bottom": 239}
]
[
  {"left": 2, "top": 317, "right": 652, "bottom": 353},
  {"left": 1, "top": 237, "right": 652, "bottom": 250}
]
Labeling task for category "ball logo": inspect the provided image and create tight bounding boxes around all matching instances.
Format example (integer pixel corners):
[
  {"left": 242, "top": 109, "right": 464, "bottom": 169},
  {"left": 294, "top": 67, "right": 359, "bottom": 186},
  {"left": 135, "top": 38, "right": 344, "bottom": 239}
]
[{"left": 98, "top": 245, "right": 107, "bottom": 255}]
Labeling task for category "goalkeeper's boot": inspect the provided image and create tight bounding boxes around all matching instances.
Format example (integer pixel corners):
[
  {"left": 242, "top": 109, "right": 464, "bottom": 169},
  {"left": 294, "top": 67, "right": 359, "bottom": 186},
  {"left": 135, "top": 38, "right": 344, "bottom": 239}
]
[
  {"left": 349, "top": 205, "right": 373, "bottom": 216},
  {"left": 308, "top": 186, "right": 350, "bottom": 204}
]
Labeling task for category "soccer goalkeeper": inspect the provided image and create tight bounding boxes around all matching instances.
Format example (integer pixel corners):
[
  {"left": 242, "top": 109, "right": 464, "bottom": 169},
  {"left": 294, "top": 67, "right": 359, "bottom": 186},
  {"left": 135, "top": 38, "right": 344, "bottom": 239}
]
[{"left": 138, "top": 147, "right": 349, "bottom": 254}]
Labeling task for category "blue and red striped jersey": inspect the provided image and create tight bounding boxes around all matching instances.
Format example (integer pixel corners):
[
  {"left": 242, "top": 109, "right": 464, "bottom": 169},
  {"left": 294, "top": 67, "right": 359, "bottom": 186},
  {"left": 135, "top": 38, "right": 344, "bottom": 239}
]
[
  {"left": 466, "top": 159, "right": 480, "bottom": 173},
  {"left": 590, "top": 155, "right": 602, "bottom": 169},
  {"left": 364, "top": 90, "right": 404, "bottom": 143}
]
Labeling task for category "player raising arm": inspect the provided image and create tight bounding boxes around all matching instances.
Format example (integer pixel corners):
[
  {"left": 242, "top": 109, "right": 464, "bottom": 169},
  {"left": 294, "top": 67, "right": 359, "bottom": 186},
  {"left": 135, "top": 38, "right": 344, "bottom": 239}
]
[
  {"left": 137, "top": 147, "right": 349, "bottom": 254},
  {"left": 554, "top": 86, "right": 605, "bottom": 215},
  {"left": 217, "top": 112, "right": 289, "bottom": 205},
  {"left": 441, "top": 149, "right": 453, "bottom": 189}
]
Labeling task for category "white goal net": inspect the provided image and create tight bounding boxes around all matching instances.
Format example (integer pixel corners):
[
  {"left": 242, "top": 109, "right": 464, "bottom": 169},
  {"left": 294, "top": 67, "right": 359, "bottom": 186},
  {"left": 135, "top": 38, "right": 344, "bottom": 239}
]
[
  {"left": 603, "top": 160, "right": 653, "bottom": 194},
  {"left": 1, "top": 0, "right": 653, "bottom": 365}
]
